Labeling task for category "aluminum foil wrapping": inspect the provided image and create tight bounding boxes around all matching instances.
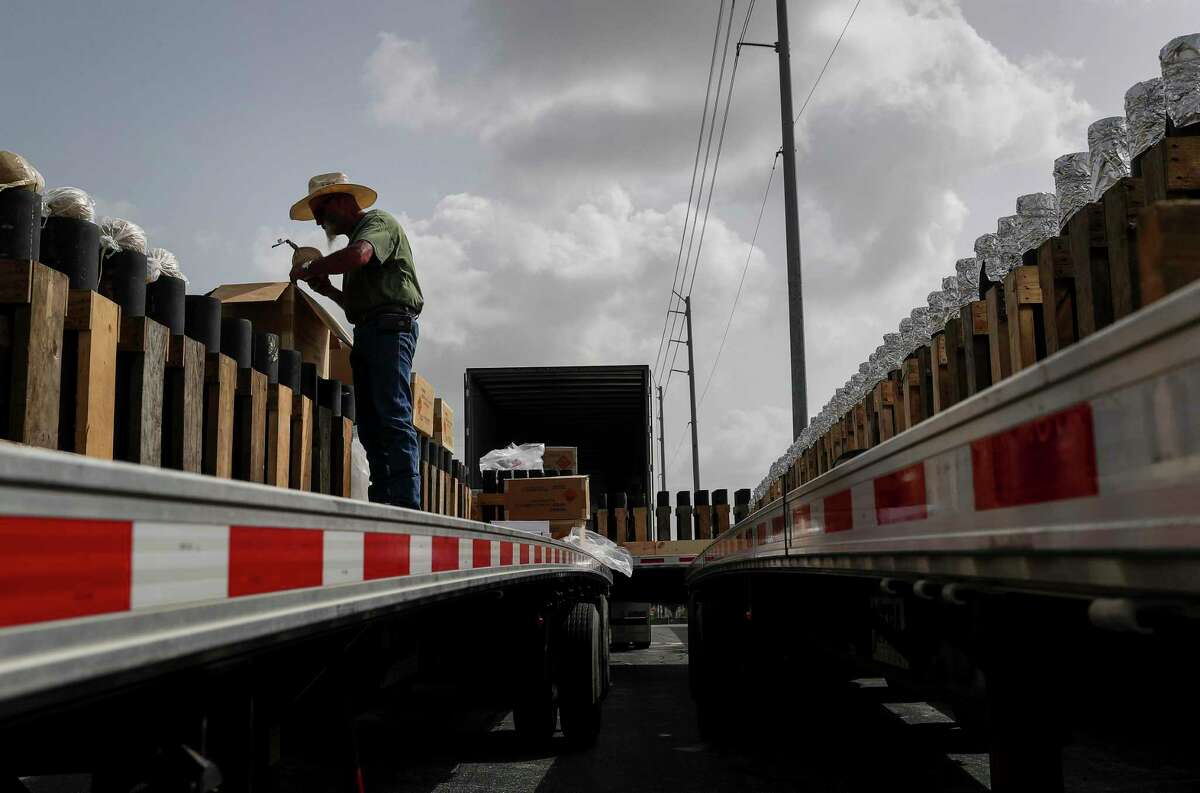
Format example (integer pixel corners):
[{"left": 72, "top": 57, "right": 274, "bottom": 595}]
[
  {"left": 955, "top": 257, "right": 978, "bottom": 305},
  {"left": 899, "top": 318, "right": 915, "bottom": 356},
  {"left": 925, "top": 290, "right": 944, "bottom": 333},
  {"left": 911, "top": 306, "right": 931, "bottom": 345},
  {"left": 974, "top": 233, "right": 1003, "bottom": 286},
  {"left": 883, "top": 333, "right": 903, "bottom": 370},
  {"left": 1124, "top": 78, "right": 1166, "bottom": 159},
  {"left": 1161, "top": 34, "right": 1200, "bottom": 129},
  {"left": 938, "top": 276, "right": 959, "bottom": 325},
  {"left": 871, "top": 345, "right": 888, "bottom": 380},
  {"left": 1087, "top": 117, "right": 1131, "bottom": 200},
  {"left": 995, "top": 215, "right": 1022, "bottom": 278},
  {"left": 1015, "top": 192, "right": 1058, "bottom": 254},
  {"left": 1053, "top": 152, "right": 1091, "bottom": 231}
]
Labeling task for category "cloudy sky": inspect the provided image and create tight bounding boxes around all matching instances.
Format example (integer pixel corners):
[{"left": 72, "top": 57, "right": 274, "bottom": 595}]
[{"left": 4, "top": 0, "right": 1193, "bottom": 494}]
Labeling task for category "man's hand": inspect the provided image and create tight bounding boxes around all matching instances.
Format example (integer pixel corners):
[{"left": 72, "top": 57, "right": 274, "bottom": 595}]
[
  {"left": 307, "top": 273, "right": 334, "bottom": 296},
  {"left": 289, "top": 259, "right": 315, "bottom": 283}
]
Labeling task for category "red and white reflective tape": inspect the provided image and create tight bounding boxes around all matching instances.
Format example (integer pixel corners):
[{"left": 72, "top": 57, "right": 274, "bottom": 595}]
[
  {"left": 0, "top": 519, "right": 588, "bottom": 630},
  {"left": 633, "top": 555, "right": 696, "bottom": 567}
]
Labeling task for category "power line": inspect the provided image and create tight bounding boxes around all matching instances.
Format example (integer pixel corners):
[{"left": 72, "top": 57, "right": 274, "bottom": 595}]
[
  {"left": 660, "top": 0, "right": 739, "bottom": 387},
  {"left": 793, "top": 0, "right": 863, "bottom": 125},
  {"left": 699, "top": 151, "right": 779, "bottom": 405},
  {"left": 652, "top": 0, "right": 728, "bottom": 384}
]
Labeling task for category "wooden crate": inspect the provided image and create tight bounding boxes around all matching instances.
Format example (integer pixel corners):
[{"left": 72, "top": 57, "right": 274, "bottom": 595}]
[
  {"left": 115, "top": 316, "right": 169, "bottom": 466},
  {"left": 872, "top": 380, "right": 897, "bottom": 443},
  {"left": 633, "top": 506, "right": 649, "bottom": 542},
  {"left": 1139, "top": 135, "right": 1200, "bottom": 204},
  {"left": 714, "top": 503, "right": 731, "bottom": 536},
  {"left": 985, "top": 287, "right": 1013, "bottom": 385},
  {"left": 412, "top": 372, "right": 435, "bottom": 438},
  {"left": 434, "top": 397, "right": 454, "bottom": 451},
  {"left": 1067, "top": 203, "right": 1114, "bottom": 338},
  {"left": 901, "top": 349, "right": 930, "bottom": 429},
  {"left": 959, "top": 301, "right": 992, "bottom": 396},
  {"left": 60, "top": 290, "right": 119, "bottom": 458},
  {"left": 942, "top": 316, "right": 968, "bottom": 411},
  {"left": 1139, "top": 200, "right": 1200, "bottom": 305},
  {"left": 693, "top": 504, "right": 712, "bottom": 541},
  {"left": 162, "top": 335, "right": 205, "bottom": 473},
  {"left": 266, "top": 383, "right": 293, "bottom": 487},
  {"left": 203, "top": 353, "right": 237, "bottom": 478},
  {"left": 930, "top": 330, "right": 954, "bottom": 414},
  {"left": 1004, "top": 266, "right": 1045, "bottom": 373},
  {"left": 1036, "top": 236, "right": 1077, "bottom": 355},
  {"left": 330, "top": 415, "right": 352, "bottom": 497},
  {"left": 289, "top": 393, "right": 312, "bottom": 491},
  {"left": 655, "top": 505, "right": 673, "bottom": 540},
  {"left": 311, "top": 405, "right": 333, "bottom": 494},
  {"left": 674, "top": 504, "right": 692, "bottom": 541},
  {"left": 1103, "top": 176, "right": 1146, "bottom": 319},
  {"left": 0, "top": 260, "right": 69, "bottom": 448},
  {"left": 232, "top": 368, "right": 268, "bottom": 484}
]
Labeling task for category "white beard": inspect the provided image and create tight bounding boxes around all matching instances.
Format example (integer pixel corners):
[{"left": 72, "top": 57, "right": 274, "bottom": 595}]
[{"left": 323, "top": 222, "right": 340, "bottom": 250}]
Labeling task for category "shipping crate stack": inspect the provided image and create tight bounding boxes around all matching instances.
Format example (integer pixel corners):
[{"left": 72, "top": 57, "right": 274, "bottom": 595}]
[
  {"left": 411, "top": 371, "right": 469, "bottom": 517},
  {"left": 751, "top": 33, "right": 1200, "bottom": 513}
]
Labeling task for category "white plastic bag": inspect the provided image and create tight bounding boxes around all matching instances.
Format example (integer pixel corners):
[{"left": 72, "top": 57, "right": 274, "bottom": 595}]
[
  {"left": 478, "top": 442, "right": 544, "bottom": 472},
  {"left": 350, "top": 427, "right": 370, "bottom": 501},
  {"left": 564, "top": 527, "right": 633, "bottom": 578},
  {"left": 42, "top": 187, "right": 96, "bottom": 223}
]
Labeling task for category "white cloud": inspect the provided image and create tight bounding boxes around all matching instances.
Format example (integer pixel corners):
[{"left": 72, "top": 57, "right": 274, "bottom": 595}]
[{"left": 364, "top": 34, "right": 458, "bottom": 129}]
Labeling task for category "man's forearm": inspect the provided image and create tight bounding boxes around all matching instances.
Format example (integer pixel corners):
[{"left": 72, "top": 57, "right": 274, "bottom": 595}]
[
  {"left": 321, "top": 285, "right": 346, "bottom": 308},
  {"left": 312, "top": 242, "right": 371, "bottom": 276}
]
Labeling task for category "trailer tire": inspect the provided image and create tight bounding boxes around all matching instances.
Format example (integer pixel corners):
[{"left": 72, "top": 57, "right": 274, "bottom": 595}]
[
  {"left": 598, "top": 597, "right": 612, "bottom": 697},
  {"left": 555, "top": 602, "right": 603, "bottom": 749}
]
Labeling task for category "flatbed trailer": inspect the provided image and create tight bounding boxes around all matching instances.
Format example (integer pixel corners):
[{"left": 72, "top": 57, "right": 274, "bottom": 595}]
[
  {"left": 687, "top": 279, "right": 1200, "bottom": 792},
  {"left": 0, "top": 445, "right": 612, "bottom": 790}
]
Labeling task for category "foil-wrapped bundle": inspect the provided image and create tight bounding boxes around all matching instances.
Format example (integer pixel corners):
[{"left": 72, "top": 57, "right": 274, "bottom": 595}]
[
  {"left": 883, "top": 333, "right": 903, "bottom": 370},
  {"left": 899, "top": 318, "right": 915, "bottom": 356},
  {"left": 1124, "top": 78, "right": 1166, "bottom": 160},
  {"left": 938, "top": 276, "right": 959, "bottom": 324},
  {"left": 1161, "top": 34, "right": 1200, "bottom": 129},
  {"left": 995, "top": 215, "right": 1022, "bottom": 277},
  {"left": 973, "top": 234, "right": 1001, "bottom": 288},
  {"left": 1087, "top": 117, "right": 1132, "bottom": 200},
  {"left": 956, "top": 257, "right": 979, "bottom": 305},
  {"left": 911, "top": 306, "right": 932, "bottom": 345},
  {"left": 1015, "top": 193, "right": 1058, "bottom": 254},
  {"left": 926, "top": 290, "right": 944, "bottom": 333},
  {"left": 857, "top": 363, "right": 872, "bottom": 393},
  {"left": 834, "top": 387, "right": 849, "bottom": 416},
  {"left": 1053, "top": 152, "right": 1091, "bottom": 231},
  {"left": 871, "top": 345, "right": 888, "bottom": 380}
]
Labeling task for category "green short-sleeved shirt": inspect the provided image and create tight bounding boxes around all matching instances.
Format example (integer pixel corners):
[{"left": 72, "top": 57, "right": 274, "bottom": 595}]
[{"left": 343, "top": 209, "right": 424, "bottom": 324}]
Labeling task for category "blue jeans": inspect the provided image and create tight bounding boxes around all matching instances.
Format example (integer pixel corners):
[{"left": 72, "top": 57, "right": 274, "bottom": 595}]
[{"left": 351, "top": 316, "right": 421, "bottom": 508}]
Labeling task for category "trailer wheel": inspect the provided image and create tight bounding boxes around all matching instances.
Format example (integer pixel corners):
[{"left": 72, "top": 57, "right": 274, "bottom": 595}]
[
  {"left": 514, "top": 617, "right": 556, "bottom": 745},
  {"left": 555, "top": 602, "right": 603, "bottom": 749},
  {"left": 598, "top": 596, "right": 612, "bottom": 697}
]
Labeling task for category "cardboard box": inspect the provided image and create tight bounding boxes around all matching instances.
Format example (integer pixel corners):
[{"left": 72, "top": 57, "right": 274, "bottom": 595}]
[
  {"left": 504, "top": 475, "right": 589, "bottom": 521},
  {"left": 210, "top": 282, "right": 351, "bottom": 380},
  {"left": 411, "top": 372, "right": 435, "bottom": 437},
  {"left": 543, "top": 445, "right": 578, "bottom": 473},
  {"left": 434, "top": 397, "right": 454, "bottom": 450}
]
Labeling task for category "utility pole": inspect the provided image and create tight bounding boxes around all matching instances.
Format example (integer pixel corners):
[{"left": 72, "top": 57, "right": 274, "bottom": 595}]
[
  {"left": 776, "top": 0, "right": 808, "bottom": 437},
  {"left": 656, "top": 386, "right": 667, "bottom": 493},
  {"left": 668, "top": 295, "right": 701, "bottom": 494}
]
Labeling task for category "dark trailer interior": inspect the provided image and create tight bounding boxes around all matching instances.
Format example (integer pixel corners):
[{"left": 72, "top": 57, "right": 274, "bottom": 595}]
[{"left": 464, "top": 365, "right": 653, "bottom": 504}]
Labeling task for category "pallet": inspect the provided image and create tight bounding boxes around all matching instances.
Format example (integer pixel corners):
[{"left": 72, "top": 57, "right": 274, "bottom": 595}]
[
  {"left": 330, "top": 415, "right": 352, "bottom": 497},
  {"left": 0, "top": 261, "right": 69, "bottom": 448},
  {"left": 265, "top": 383, "right": 293, "bottom": 487},
  {"left": 1036, "top": 236, "right": 1077, "bottom": 355},
  {"left": 232, "top": 368, "right": 267, "bottom": 484},
  {"left": 60, "top": 290, "right": 119, "bottom": 458},
  {"left": 1103, "top": 176, "right": 1146, "bottom": 319},
  {"left": 289, "top": 393, "right": 312, "bottom": 491},
  {"left": 1004, "top": 266, "right": 1045, "bottom": 372},
  {"left": 1139, "top": 200, "right": 1200, "bottom": 305},
  {"left": 959, "top": 301, "right": 992, "bottom": 396},
  {"left": 115, "top": 316, "right": 169, "bottom": 467},
  {"left": 162, "top": 335, "right": 205, "bottom": 473},
  {"left": 1067, "top": 203, "right": 1113, "bottom": 338},
  {"left": 985, "top": 287, "right": 1013, "bottom": 384},
  {"left": 203, "top": 353, "right": 237, "bottom": 479}
]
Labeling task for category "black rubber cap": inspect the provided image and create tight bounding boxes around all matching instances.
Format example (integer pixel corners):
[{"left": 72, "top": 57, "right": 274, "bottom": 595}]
[
  {"left": 39, "top": 216, "right": 100, "bottom": 291},
  {"left": 713, "top": 488, "right": 729, "bottom": 506},
  {"left": 101, "top": 250, "right": 148, "bottom": 318},
  {"left": 596, "top": 493, "right": 608, "bottom": 509},
  {"left": 299, "top": 362, "right": 319, "bottom": 400},
  {"left": 318, "top": 378, "right": 342, "bottom": 416},
  {"left": 676, "top": 490, "right": 691, "bottom": 507},
  {"left": 483, "top": 470, "right": 498, "bottom": 492},
  {"left": 694, "top": 490, "right": 709, "bottom": 506},
  {"left": 184, "top": 295, "right": 221, "bottom": 353},
  {"left": 277, "top": 349, "right": 301, "bottom": 392},
  {"left": 543, "top": 469, "right": 559, "bottom": 477},
  {"left": 631, "top": 491, "right": 646, "bottom": 508},
  {"left": 0, "top": 188, "right": 41, "bottom": 261},
  {"left": 734, "top": 488, "right": 751, "bottom": 505},
  {"left": 513, "top": 469, "right": 528, "bottom": 479},
  {"left": 145, "top": 275, "right": 186, "bottom": 336},
  {"left": 657, "top": 491, "right": 670, "bottom": 507},
  {"left": 220, "top": 317, "right": 252, "bottom": 369},
  {"left": 341, "top": 385, "right": 356, "bottom": 422},
  {"left": 611, "top": 491, "right": 627, "bottom": 508},
  {"left": 252, "top": 331, "right": 280, "bottom": 383}
]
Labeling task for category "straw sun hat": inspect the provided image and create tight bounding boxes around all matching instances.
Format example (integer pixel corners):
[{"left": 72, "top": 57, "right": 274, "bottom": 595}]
[{"left": 289, "top": 172, "right": 377, "bottom": 221}]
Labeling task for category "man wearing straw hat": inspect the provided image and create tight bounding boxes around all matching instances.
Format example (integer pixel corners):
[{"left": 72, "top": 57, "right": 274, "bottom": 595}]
[{"left": 288, "top": 172, "right": 424, "bottom": 509}]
